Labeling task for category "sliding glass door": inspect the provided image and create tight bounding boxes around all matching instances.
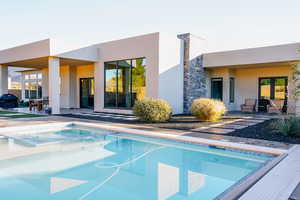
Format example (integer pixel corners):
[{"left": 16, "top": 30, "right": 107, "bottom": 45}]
[
  {"left": 259, "top": 77, "right": 288, "bottom": 100},
  {"left": 80, "top": 78, "right": 94, "bottom": 108},
  {"left": 258, "top": 77, "right": 288, "bottom": 112},
  {"left": 104, "top": 58, "right": 146, "bottom": 109}
]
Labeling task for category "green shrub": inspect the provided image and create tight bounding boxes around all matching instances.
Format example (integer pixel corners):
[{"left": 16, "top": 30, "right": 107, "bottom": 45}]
[
  {"left": 133, "top": 98, "right": 172, "bottom": 122},
  {"left": 271, "top": 116, "right": 300, "bottom": 137},
  {"left": 191, "top": 98, "right": 227, "bottom": 122}
]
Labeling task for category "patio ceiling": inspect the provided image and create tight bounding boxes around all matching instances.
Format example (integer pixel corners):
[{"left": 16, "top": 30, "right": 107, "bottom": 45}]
[{"left": 4, "top": 57, "right": 95, "bottom": 69}]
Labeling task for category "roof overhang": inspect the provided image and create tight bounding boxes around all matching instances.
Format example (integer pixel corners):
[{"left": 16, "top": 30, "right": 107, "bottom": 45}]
[
  {"left": 203, "top": 42, "right": 300, "bottom": 68},
  {"left": 0, "top": 39, "right": 99, "bottom": 67}
]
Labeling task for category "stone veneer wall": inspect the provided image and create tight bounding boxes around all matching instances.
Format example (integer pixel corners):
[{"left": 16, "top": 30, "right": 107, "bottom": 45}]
[{"left": 178, "top": 33, "right": 208, "bottom": 113}]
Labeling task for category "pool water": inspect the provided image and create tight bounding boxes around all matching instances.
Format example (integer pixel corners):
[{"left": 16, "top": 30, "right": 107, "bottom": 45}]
[{"left": 0, "top": 125, "right": 274, "bottom": 200}]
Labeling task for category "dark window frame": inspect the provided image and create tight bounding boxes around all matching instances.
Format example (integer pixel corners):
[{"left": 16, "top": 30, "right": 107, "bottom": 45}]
[
  {"left": 24, "top": 72, "right": 43, "bottom": 99},
  {"left": 229, "top": 77, "right": 235, "bottom": 103},
  {"left": 258, "top": 76, "right": 288, "bottom": 100},
  {"left": 80, "top": 77, "right": 94, "bottom": 108},
  {"left": 104, "top": 57, "right": 146, "bottom": 109},
  {"left": 211, "top": 77, "right": 223, "bottom": 101}
]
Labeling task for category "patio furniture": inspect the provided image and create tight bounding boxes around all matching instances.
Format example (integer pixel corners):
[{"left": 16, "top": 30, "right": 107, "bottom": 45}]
[
  {"left": 29, "top": 100, "right": 38, "bottom": 111},
  {"left": 36, "top": 100, "right": 43, "bottom": 111},
  {"left": 42, "top": 97, "right": 49, "bottom": 109},
  {"left": 241, "top": 99, "right": 257, "bottom": 113},
  {"left": 267, "top": 99, "right": 284, "bottom": 114},
  {"left": 258, "top": 99, "right": 270, "bottom": 112}
]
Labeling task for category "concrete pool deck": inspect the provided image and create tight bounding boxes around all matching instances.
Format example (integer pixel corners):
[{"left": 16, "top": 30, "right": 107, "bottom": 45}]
[{"left": 0, "top": 115, "right": 298, "bottom": 199}]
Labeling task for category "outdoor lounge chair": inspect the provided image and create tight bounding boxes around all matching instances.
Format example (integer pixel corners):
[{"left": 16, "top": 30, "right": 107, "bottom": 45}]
[
  {"left": 267, "top": 99, "right": 284, "bottom": 114},
  {"left": 241, "top": 99, "right": 257, "bottom": 113}
]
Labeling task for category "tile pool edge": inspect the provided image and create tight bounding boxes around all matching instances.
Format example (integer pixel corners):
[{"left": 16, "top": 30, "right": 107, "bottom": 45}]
[
  {"left": 71, "top": 122, "right": 287, "bottom": 155},
  {"left": 0, "top": 121, "right": 287, "bottom": 155}
]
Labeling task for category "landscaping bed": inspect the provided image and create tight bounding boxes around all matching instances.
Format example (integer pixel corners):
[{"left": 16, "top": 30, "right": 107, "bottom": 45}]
[{"left": 228, "top": 119, "right": 300, "bottom": 144}]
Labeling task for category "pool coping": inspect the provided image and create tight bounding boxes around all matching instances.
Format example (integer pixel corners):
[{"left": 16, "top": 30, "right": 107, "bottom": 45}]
[
  {"left": 0, "top": 121, "right": 287, "bottom": 155},
  {"left": 74, "top": 122, "right": 288, "bottom": 155},
  {"left": 0, "top": 121, "right": 291, "bottom": 200}
]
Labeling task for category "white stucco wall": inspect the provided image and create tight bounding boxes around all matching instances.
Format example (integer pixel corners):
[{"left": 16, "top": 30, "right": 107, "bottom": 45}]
[
  {"left": 94, "top": 32, "right": 160, "bottom": 114},
  {"left": 189, "top": 34, "right": 207, "bottom": 60},
  {"left": 158, "top": 33, "right": 183, "bottom": 114}
]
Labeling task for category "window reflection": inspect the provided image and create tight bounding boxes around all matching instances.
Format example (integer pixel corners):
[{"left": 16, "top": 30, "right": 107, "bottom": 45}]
[
  {"left": 274, "top": 78, "right": 286, "bottom": 100},
  {"left": 104, "top": 58, "right": 146, "bottom": 109},
  {"left": 260, "top": 79, "right": 271, "bottom": 99},
  {"left": 105, "top": 62, "right": 117, "bottom": 107},
  {"left": 24, "top": 72, "right": 43, "bottom": 99},
  {"left": 132, "top": 58, "right": 146, "bottom": 105},
  {"left": 259, "top": 77, "right": 287, "bottom": 100}
]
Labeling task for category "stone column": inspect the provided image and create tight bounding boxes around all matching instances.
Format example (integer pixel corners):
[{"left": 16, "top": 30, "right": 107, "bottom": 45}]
[
  {"left": 177, "top": 33, "right": 207, "bottom": 113},
  {"left": 0, "top": 65, "right": 8, "bottom": 96},
  {"left": 48, "top": 57, "right": 60, "bottom": 114}
]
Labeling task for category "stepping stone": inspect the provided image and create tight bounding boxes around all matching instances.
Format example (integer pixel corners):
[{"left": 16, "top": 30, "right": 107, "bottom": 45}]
[
  {"left": 241, "top": 119, "right": 265, "bottom": 123},
  {"left": 253, "top": 116, "right": 273, "bottom": 120},
  {"left": 209, "top": 123, "right": 226, "bottom": 127},
  {"left": 203, "top": 128, "right": 235, "bottom": 134},
  {"left": 191, "top": 127, "right": 210, "bottom": 131},
  {"left": 231, "top": 121, "right": 259, "bottom": 126},
  {"left": 215, "top": 124, "right": 248, "bottom": 129}
]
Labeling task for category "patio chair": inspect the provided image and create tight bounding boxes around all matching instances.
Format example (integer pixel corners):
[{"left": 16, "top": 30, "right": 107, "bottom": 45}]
[
  {"left": 241, "top": 99, "right": 257, "bottom": 113},
  {"left": 29, "top": 100, "right": 37, "bottom": 111},
  {"left": 267, "top": 99, "right": 284, "bottom": 114},
  {"left": 42, "top": 97, "right": 49, "bottom": 109}
]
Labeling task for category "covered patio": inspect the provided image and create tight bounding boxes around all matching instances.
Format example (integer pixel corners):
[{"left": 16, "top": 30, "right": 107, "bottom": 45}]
[
  {"left": 0, "top": 39, "right": 98, "bottom": 114},
  {"left": 203, "top": 42, "right": 300, "bottom": 115}
]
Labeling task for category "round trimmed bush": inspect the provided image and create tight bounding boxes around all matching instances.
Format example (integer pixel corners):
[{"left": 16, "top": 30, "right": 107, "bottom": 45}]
[
  {"left": 191, "top": 98, "right": 227, "bottom": 122},
  {"left": 133, "top": 98, "right": 172, "bottom": 122}
]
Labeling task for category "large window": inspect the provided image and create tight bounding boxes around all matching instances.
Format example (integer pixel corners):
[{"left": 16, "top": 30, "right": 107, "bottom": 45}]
[
  {"left": 104, "top": 58, "right": 146, "bottom": 109},
  {"left": 259, "top": 77, "right": 287, "bottom": 100},
  {"left": 24, "top": 72, "right": 43, "bottom": 99}
]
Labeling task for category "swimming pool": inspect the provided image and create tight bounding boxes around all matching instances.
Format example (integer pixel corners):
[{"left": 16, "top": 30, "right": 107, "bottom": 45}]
[{"left": 0, "top": 123, "right": 278, "bottom": 200}]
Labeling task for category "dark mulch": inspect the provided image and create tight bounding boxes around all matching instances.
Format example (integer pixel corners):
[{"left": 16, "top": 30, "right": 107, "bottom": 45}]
[{"left": 228, "top": 119, "right": 300, "bottom": 144}]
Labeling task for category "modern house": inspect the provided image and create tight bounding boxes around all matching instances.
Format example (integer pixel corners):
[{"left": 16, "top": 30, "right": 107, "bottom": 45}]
[{"left": 0, "top": 32, "right": 299, "bottom": 115}]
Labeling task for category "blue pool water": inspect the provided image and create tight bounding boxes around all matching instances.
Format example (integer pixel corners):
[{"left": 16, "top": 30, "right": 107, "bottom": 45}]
[{"left": 0, "top": 125, "right": 274, "bottom": 200}]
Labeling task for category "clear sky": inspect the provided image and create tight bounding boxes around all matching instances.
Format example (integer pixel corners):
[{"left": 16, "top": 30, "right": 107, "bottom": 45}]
[{"left": 1, "top": 0, "right": 300, "bottom": 53}]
